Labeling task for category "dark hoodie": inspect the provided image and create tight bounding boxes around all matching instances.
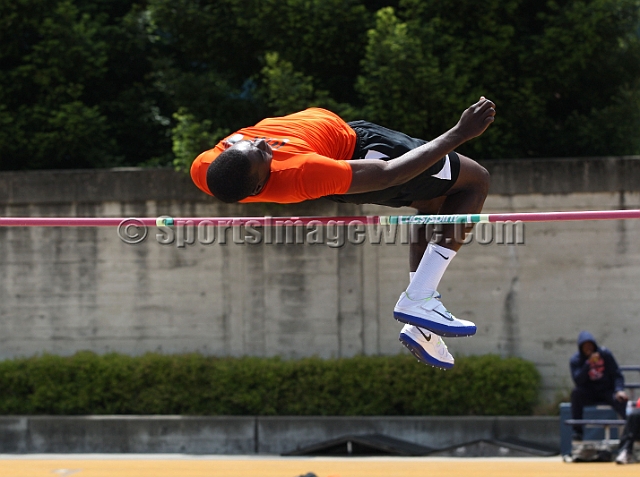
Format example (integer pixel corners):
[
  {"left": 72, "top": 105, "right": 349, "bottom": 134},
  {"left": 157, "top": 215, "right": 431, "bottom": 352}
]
[{"left": 570, "top": 330, "right": 625, "bottom": 394}]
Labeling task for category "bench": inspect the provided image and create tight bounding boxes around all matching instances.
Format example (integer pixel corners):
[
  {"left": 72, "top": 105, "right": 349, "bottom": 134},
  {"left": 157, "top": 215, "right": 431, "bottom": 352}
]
[
  {"left": 620, "top": 365, "right": 640, "bottom": 372},
  {"left": 560, "top": 403, "right": 621, "bottom": 456},
  {"left": 559, "top": 366, "right": 640, "bottom": 458},
  {"left": 564, "top": 419, "right": 626, "bottom": 443},
  {"left": 621, "top": 365, "right": 640, "bottom": 400}
]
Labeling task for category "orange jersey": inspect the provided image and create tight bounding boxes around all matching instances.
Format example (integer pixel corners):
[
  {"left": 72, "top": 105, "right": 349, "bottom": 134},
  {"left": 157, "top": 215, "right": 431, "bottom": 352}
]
[{"left": 190, "top": 108, "right": 357, "bottom": 203}]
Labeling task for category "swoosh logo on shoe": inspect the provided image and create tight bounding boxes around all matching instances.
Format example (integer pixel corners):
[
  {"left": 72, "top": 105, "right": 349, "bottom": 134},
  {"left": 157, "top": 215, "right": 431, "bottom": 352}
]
[
  {"left": 417, "top": 328, "right": 432, "bottom": 341},
  {"left": 434, "top": 309, "right": 454, "bottom": 321},
  {"left": 434, "top": 250, "right": 450, "bottom": 260}
]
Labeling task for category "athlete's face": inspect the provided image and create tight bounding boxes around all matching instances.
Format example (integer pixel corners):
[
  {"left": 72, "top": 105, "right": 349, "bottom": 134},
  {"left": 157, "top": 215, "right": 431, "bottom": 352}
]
[{"left": 224, "top": 138, "right": 273, "bottom": 195}]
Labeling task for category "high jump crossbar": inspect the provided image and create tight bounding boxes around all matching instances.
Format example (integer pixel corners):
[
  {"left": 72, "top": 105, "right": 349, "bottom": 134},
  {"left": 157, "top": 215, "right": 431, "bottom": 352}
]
[{"left": 1, "top": 209, "right": 640, "bottom": 227}]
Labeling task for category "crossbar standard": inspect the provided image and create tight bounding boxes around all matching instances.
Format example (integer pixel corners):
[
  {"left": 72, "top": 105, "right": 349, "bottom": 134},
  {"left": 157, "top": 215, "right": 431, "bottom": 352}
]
[{"left": 2, "top": 209, "right": 640, "bottom": 227}]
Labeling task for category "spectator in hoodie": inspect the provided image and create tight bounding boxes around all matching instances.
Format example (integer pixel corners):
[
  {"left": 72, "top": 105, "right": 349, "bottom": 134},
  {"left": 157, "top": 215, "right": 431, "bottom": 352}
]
[{"left": 570, "top": 330, "right": 628, "bottom": 440}]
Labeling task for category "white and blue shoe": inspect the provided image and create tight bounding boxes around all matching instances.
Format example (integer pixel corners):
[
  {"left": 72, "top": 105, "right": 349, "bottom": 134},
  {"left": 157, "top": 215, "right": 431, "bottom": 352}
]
[
  {"left": 399, "top": 324, "right": 454, "bottom": 369},
  {"left": 394, "top": 291, "right": 476, "bottom": 337}
]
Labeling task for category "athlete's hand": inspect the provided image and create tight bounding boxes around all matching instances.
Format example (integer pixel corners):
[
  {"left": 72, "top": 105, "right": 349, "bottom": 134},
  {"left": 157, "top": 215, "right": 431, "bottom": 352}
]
[{"left": 455, "top": 97, "right": 496, "bottom": 140}]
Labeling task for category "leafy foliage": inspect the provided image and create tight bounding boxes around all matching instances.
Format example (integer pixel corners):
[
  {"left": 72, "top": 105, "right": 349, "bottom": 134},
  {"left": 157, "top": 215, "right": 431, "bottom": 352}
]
[
  {"left": 1, "top": 0, "right": 639, "bottom": 170},
  {"left": 170, "top": 108, "right": 227, "bottom": 172},
  {"left": 357, "top": 0, "right": 640, "bottom": 159},
  {"left": 0, "top": 352, "right": 540, "bottom": 415}
]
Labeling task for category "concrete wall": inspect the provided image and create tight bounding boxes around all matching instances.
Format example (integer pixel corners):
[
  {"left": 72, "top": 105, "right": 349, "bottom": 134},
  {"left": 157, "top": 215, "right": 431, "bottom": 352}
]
[
  {"left": 1, "top": 158, "right": 640, "bottom": 402},
  {"left": 0, "top": 415, "right": 559, "bottom": 454}
]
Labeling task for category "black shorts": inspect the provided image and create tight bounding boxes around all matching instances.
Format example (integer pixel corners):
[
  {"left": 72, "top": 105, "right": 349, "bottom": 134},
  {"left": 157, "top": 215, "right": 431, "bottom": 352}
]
[{"left": 325, "top": 120, "right": 460, "bottom": 208}]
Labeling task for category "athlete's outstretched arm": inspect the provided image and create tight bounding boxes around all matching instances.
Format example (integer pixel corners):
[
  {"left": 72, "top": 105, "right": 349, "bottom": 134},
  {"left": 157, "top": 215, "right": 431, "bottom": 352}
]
[{"left": 345, "top": 97, "right": 495, "bottom": 194}]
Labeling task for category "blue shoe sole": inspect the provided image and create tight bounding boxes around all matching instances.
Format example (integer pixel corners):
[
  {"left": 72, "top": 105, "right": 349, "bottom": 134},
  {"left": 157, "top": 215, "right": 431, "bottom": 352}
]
[
  {"left": 399, "top": 333, "right": 453, "bottom": 369},
  {"left": 394, "top": 311, "right": 476, "bottom": 337}
]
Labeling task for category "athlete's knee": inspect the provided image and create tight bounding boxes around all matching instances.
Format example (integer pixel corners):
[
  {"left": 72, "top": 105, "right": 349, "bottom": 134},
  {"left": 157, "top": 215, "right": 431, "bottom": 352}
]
[
  {"left": 474, "top": 162, "right": 490, "bottom": 197},
  {"left": 457, "top": 155, "right": 490, "bottom": 198}
]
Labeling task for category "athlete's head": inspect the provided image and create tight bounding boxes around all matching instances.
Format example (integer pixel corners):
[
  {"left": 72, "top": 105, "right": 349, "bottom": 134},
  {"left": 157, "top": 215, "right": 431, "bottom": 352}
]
[{"left": 206, "top": 139, "right": 272, "bottom": 203}]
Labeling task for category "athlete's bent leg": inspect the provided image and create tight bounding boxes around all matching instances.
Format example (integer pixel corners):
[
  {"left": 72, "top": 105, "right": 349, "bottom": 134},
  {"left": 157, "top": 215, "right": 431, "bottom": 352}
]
[{"left": 395, "top": 155, "right": 489, "bottom": 338}]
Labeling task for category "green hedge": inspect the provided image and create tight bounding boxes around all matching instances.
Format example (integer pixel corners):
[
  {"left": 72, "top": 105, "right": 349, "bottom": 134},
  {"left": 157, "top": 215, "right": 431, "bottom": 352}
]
[{"left": 0, "top": 352, "right": 540, "bottom": 416}]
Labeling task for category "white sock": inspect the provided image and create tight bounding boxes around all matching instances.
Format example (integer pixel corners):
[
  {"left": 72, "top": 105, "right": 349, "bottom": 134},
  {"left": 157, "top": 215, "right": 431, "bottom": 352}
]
[
  {"left": 405, "top": 243, "right": 456, "bottom": 299},
  {"left": 409, "top": 272, "right": 415, "bottom": 282}
]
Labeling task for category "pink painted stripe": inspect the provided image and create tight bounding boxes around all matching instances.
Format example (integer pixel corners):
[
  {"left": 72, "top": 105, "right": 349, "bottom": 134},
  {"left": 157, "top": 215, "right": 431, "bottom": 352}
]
[
  {"left": 0, "top": 217, "right": 140, "bottom": 227},
  {"left": 0, "top": 216, "right": 381, "bottom": 227},
  {"left": 167, "top": 216, "right": 380, "bottom": 226}
]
